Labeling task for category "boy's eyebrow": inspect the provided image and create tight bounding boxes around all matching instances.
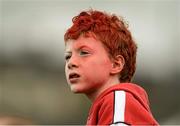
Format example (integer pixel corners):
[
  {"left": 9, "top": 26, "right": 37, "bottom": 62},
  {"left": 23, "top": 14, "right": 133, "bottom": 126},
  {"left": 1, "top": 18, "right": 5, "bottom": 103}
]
[
  {"left": 65, "top": 45, "right": 93, "bottom": 53},
  {"left": 65, "top": 51, "right": 72, "bottom": 54},
  {"left": 78, "top": 45, "right": 92, "bottom": 50}
]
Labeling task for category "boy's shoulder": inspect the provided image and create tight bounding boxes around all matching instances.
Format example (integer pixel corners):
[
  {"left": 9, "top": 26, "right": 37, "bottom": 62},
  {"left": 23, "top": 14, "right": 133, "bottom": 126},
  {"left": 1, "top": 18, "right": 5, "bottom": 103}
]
[
  {"left": 94, "top": 83, "right": 147, "bottom": 103},
  {"left": 92, "top": 83, "right": 144, "bottom": 116},
  {"left": 96, "top": 83, "right": 147, "bottom": 109},
  {"left": 88, "top": 83, "right": 159, "bottom": 125}
]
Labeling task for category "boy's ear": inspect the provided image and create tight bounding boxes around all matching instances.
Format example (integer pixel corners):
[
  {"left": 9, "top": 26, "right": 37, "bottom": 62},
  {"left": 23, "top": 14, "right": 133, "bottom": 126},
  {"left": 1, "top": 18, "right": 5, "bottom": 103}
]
[{"left": 110, "top": 55, "right": 125, "bottom": 75}]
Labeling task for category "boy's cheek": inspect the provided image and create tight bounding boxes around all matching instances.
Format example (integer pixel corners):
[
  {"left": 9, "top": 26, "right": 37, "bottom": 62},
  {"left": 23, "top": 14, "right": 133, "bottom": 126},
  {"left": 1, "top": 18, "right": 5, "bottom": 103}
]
[
  {"left": 65, "top": 65, "right": 68, "bottom": 74},
  {"left": 65, "top": 70, "right": 69, "bottom": 81}
]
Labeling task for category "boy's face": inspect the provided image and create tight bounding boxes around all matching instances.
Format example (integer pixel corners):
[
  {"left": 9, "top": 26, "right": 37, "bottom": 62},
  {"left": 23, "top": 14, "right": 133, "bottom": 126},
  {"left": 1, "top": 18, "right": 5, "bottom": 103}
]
[{"left": 65, "top": 35, "right": 113, "bottom": 94}]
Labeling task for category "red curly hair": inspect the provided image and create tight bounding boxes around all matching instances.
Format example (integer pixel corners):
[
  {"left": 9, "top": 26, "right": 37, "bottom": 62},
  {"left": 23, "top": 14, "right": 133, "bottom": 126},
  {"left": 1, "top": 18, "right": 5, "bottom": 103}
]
[{"left": 64, "top": 10, "right": 137, "bottom": 82}]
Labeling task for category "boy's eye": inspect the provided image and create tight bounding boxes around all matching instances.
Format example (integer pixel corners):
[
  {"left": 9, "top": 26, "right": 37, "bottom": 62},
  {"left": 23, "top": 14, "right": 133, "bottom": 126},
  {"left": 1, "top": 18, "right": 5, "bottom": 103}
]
[
  {"left": 65, "top": 55, "right": 71, "bottom": 61},
  {"left": 79, "top": 50, "right": 90, "bottom": 56}
]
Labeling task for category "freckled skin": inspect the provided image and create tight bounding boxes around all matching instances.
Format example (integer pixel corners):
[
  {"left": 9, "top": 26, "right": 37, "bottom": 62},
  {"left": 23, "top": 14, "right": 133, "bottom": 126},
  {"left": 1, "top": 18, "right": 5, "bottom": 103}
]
[{"left": 65, "top": 36, "right": 117, "bottom": 100}]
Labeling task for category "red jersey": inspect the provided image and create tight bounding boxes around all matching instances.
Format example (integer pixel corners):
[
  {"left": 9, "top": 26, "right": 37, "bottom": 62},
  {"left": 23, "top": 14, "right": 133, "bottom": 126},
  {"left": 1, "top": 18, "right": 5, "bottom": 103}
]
[{"left": 86, "top": 83, "right": 159, "bottom": 125}]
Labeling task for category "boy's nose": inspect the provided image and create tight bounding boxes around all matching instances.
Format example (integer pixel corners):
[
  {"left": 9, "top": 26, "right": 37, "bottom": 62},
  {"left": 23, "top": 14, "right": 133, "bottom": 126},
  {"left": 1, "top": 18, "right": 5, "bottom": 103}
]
[{"left": 68, "top": 60, "right": 78, "bottom": 69}]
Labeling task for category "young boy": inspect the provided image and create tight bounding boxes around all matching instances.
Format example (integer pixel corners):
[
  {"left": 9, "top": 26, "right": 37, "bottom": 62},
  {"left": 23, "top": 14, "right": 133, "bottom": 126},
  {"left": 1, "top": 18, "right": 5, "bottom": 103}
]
[{"left": 64, "top": 9, "right": 159, "bottom": 125}]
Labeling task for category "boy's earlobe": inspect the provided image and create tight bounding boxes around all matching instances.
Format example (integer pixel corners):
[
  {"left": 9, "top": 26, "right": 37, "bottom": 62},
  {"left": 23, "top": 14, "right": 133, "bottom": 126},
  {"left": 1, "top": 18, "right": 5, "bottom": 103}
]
[{"left": 110, "top": 55, "right": 125, "bottom": 75}]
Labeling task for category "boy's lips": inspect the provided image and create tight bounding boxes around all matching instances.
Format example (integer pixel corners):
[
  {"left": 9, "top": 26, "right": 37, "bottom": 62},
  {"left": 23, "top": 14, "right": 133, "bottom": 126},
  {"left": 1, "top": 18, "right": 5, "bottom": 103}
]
[{"left": 69, "top": 72, "right": 80, "bottom": 83}]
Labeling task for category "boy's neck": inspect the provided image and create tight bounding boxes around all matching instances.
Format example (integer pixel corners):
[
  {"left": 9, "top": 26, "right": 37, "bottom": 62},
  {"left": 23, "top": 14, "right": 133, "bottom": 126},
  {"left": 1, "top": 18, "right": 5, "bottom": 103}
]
[{"left": 86, "top": 76, "right": 120, "bottom": 102}]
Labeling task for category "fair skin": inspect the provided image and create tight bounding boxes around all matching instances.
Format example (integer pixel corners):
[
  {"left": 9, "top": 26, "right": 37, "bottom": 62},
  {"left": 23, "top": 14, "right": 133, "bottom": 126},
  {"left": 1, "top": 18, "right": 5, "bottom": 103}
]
[{"left": 65, "top": 35, "right": 124, "bottom": 101}]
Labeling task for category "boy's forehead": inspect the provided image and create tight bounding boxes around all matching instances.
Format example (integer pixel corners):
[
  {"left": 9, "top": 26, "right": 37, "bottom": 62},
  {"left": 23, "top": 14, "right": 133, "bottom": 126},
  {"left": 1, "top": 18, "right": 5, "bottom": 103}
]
[
  {"left": 65, "top": 39, "right": 85, "bottom": 49},
  {"left": 65, "top": 37, "right": 98, "bottom": 51}
]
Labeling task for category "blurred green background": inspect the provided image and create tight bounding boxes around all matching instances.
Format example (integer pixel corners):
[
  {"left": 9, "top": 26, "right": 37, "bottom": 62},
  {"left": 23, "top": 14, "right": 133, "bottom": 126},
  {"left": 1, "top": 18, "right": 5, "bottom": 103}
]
[{"left": 0, "top": 0, "right": 180, "bottom": 125}]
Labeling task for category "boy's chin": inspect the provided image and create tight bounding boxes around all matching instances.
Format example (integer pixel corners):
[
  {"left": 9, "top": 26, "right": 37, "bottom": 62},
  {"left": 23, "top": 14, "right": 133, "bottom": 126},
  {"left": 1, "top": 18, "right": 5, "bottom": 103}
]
[{"left": 70, "top": 86, "right": 85, "bottom": 93}]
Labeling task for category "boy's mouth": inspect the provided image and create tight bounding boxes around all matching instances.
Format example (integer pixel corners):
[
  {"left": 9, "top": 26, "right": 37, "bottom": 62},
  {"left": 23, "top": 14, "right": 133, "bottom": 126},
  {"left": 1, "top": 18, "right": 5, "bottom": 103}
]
[{"left": 69, "top": 73, "right": 80, "bottom": 82}]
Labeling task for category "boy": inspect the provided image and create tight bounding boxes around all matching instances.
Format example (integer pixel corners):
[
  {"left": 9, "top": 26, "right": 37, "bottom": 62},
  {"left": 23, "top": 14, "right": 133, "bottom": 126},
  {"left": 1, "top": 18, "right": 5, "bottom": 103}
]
[{"left": 64, "top": 9, "right": 159, "bottom": 125}]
